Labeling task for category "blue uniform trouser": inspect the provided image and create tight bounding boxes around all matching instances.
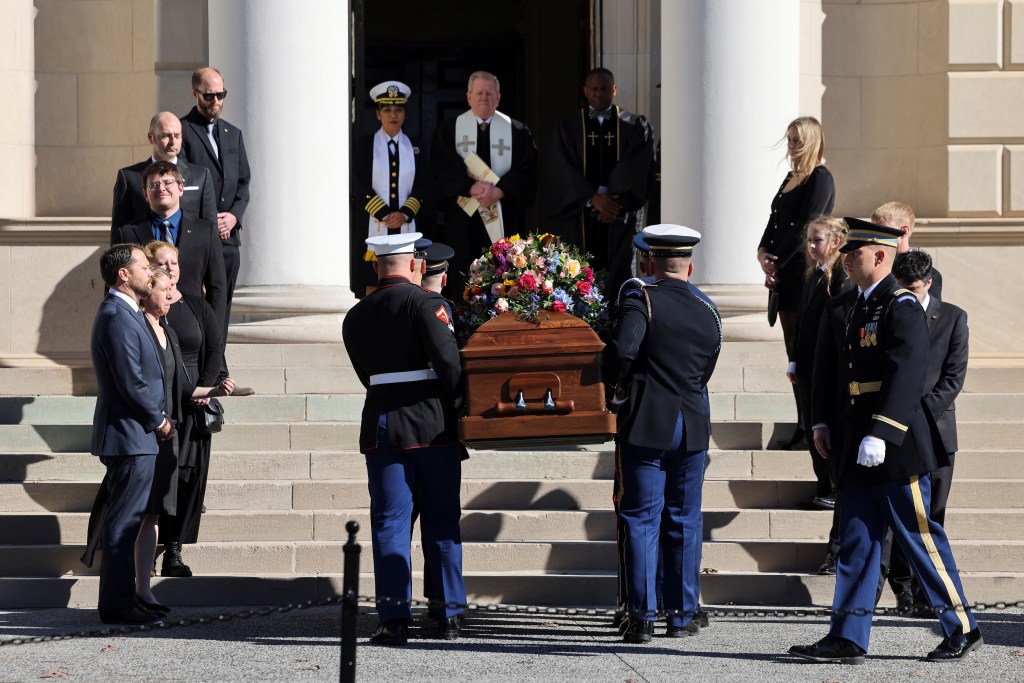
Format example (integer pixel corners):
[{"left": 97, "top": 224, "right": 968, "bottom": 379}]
[
  {"left": 619, "top": 413, "right": 706, "bottom": 626},
  {"left": 365, "top": 416, "right": 466, "bottom": 623},
  {"left": 830, "top": 473, "right": 976, "bottom": 651}
]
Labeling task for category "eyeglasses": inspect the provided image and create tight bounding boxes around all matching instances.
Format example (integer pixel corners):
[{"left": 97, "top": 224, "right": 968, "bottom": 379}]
[
  {"left": 197, "top": 90, "right": 227, "bottom": 102},
  {"left": 146, "top": 180, "right": 181, "bottom": 191}
]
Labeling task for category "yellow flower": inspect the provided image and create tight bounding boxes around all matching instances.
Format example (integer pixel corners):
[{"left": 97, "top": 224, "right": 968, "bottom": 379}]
[
  {"left": 566, "top": 259, "right": 581, "bottom": 277},
  {"left": 509, "top": 233, "right": 521, "bottom": 243},
  {"left": 503, "top": 278, "right": 515, "bottom": 295}
]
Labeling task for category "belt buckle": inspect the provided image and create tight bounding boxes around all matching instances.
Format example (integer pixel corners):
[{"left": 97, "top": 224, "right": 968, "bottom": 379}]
[{"left": 849, "top": 382, "right": 861, "bottom": 396}]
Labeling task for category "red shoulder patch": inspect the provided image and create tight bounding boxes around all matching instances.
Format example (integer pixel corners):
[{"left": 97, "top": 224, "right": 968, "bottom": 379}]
[{"left": 435, "top": 306, "right": 451, "bottom": 325}]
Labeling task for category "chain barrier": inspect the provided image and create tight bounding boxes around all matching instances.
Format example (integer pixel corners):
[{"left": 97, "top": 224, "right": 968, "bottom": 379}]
[{"left": 2, "top": 592, "right": 1021, "bottom": 648}]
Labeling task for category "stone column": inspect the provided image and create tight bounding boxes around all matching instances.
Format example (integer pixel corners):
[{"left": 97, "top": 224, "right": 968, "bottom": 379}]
[
  {"left": 0, "top": 0, "right": 35, "bottom": 218},
  {"left": 208, "top": 0, "right": 356, "bottom": 342},
  {"left": 661, "top": 0, "right": 801, "bottom": 286}
]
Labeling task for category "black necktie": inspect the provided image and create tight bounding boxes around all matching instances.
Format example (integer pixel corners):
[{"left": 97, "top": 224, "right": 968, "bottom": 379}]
[{"left": 160, "top": 220, "right": 172, "bottom": 243}]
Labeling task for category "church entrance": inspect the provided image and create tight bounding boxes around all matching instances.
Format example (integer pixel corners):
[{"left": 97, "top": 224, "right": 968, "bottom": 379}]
[{"left": 350, "top": 0, "right": 593, "bottom": 292}]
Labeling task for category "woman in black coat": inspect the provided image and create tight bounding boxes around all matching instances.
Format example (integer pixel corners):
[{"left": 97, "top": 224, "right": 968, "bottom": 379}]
[
  {"left": 757, "top": 116, "right": 836, "bottom": 447},
  {"left": 147, "top": 241, "right": 234, "bottom": 577}
]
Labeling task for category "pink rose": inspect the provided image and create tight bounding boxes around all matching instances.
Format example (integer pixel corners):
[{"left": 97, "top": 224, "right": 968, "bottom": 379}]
[
  {"left": 577, "top": 281, "right": 592, "bottom": 296},
  {"left": 508, "top": 286, "right": 520, "bottom": 299},
  {"left": 582, "top": 266, "right": 595, "bottom": 283},
  {"left": 495, "top": 298, "right": 509, "bottom": 314},
  {"left": 551, "top": 301, "right": 567, "bottom": 313},
  {"left": 518, "top": 272, "right": 538, "bottom": 291},
  {"left": 541, "top": 279, "right": 554, "bottom": 295},
  {"left": 491, "top": 283, "right": 503, "bottom": 297}
]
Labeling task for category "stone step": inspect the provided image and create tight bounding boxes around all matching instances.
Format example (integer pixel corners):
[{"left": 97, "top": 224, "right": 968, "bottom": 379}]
[
  {"left": 3, "top": 354, "right": 1022, "bottom": 397},
  {"left": 5, "top": 537, "right": 1022, "bottom": 578},
  {"left": 171, "top": 419, "right": 1024, "bottom": 453},
  {"left": 2, "top": 570, "right": 1018, "bottom": 610},
  {"left": 3, "top": 478, "right": 1022, "bottom": 514},
  {"left": 5, "top": 447, "right": 1021, "bottom": 483},
  {"left": 4, "top": 508, "right": 1021, "bottom": 546},
  {"left": 7, "top": 392, "right": 1021, "bottom": 426}
]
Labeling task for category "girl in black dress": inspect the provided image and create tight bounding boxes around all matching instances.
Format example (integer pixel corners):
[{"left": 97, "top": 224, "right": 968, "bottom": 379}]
[
  {"left": 146, "top": 241, "right": 234, "bottom": 577},
  {"left": 757, "top": 116, "right": 836, "bottom": 447}
]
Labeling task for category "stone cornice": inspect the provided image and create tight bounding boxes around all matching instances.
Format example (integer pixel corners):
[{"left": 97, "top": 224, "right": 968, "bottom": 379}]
[
  {"left": 914, "top": 219, "right": 1024, "bottom": 246},
  {"left": 0, "top": 218, "right": 108, "bottom": 245}
]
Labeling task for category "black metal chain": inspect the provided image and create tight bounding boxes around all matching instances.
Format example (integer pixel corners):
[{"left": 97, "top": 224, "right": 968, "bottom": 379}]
[{"left": 3, "top": 592, "right": 1020, "bottom": 648}]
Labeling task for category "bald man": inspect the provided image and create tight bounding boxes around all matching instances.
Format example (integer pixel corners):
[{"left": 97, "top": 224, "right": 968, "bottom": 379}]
[{"left": 111, "top": 111, "right": 217, "bottom": 235}]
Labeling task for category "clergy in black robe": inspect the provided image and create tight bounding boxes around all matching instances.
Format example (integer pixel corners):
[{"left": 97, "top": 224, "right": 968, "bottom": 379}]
[
  {"left": 548, "top": 68, "right": 655, "bottom": 302},
  {"left": 431, "top": 71, "right": 537, "bottom": 301}
]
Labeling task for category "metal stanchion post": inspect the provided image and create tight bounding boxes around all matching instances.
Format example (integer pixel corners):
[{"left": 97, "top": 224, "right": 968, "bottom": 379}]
[{"left": 340, "top": 520, "right": 361, "bottom": 683}]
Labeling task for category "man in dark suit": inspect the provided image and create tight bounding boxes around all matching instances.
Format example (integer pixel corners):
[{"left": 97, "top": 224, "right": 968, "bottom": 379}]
[
  {"left": 112, "top": 161, "right": 227, "bottom": 356},
  {"left": 792, "top": 219, "right": 980, "bottom": 664},
  {"left": 605, "top": 224, "right": 722, "bottom": 643},
  {"left": 91, "top": 244, "right": 175, "bottom": 624},
  {"left": 879, "top": 250, "right": 969, "bottom": 613},
  {"left": 111, "top": 112, "right": 217, "bottom": 233},
  {"left": 179, "top": 66, "right": 251, "bottom": 348}
]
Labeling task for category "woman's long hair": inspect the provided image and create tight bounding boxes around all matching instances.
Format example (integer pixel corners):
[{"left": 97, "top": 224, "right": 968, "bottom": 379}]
[
  {"left": 804, "top": 215, "right": 847, "bottom": 295},
  {"left": 787, "top": 116, "right": 826, "bottom": 185}
]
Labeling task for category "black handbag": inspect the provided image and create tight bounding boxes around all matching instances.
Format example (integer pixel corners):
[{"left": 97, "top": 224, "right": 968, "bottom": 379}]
[
  {"left": 767, "top": 289, "right": 780, "bottom": 328},
  {"left": 195, "top": 398, "right": 225, "bottom": 435}
]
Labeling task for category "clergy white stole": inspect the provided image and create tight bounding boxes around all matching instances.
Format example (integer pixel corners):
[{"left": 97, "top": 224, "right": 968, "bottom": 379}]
[
  {"left": 367, "top": 128, "right": 416, "bottom": 256},
  {"left": 455, "top": 110, "right": 512, "bottom": 243}
]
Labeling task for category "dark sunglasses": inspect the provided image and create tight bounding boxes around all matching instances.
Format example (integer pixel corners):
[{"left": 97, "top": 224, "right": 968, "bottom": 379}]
[{"left": 198, "top": 90, "right": 227, "bottom": 102}]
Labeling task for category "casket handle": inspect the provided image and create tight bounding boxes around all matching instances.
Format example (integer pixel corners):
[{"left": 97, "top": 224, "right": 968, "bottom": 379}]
[{"left": 495, "top": 372, "right": 575, "bottom": 415}]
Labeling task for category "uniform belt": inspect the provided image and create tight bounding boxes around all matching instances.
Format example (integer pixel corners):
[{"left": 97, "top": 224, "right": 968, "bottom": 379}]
[
  {"left": 368, "top": 369, "right": 438, "bottom": 386},
  {"left": 849, "top": 381, "right": 882, "bottom": 396}
]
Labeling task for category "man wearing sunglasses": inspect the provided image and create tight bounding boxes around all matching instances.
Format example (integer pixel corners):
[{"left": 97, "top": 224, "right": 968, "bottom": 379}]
[{"left": 180, "top": 66, "right": 254, "bottom": 395}]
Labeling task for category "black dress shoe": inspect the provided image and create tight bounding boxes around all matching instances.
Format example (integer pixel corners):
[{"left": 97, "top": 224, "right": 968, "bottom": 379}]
[
  {"left": 433, "top": 615, "right": 462, "bottom": 640},
  {"left": 368, "top": 620, "right": 409, "bottom": 646},
  {"left": 927, "top": 627, "right": 983, "bottom": 661},
  {"left": 135, "top": 594, "right": 170, "bottom": 615},
  {"left": 789, "top": 636, "right": 866, "bottom": 664},
  {"left": 623, "top": 619, "right": 654, "bottom": 643},
  {"left": 98, "top": 607, "right": 163, "bottom": 626},
  {"left": 693, "top": 605, "right": 710, "bottom": 628},
  {"left": 817, "top": 552, "right": 837, "bottom": 576},
  {"left": 665, "top": 620, "right": 700, "bottom": 637},
  {"left": 895, "top": 591, "right": 915, "bottom": 615}
]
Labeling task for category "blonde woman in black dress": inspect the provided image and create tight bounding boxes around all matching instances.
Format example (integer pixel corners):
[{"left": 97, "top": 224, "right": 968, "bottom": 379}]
[{"left": 757, "top": 117, "right": 836, "bottom": 448}]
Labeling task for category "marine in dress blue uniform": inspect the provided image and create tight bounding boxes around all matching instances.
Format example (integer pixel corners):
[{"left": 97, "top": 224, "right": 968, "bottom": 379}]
[
  {"left": 341, "top": 233, "right": 467, "bottom": 645},
  {"left": 605, "top": 225, "right": 722, "bottom": 643},
  {"left": 791, "top": 219, "right": 981, "bottom": 664}
]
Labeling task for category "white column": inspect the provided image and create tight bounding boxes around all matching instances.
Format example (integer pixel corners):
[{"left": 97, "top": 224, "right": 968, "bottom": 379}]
[
  {"left": 661, "top": 0, "right": 801, "bottom": 286},
  {"left": 208, "top": 0, "right": 356, "bottom": 342},
  {"left": 0, "top": 0, "right": 35, "bottom": 218}
]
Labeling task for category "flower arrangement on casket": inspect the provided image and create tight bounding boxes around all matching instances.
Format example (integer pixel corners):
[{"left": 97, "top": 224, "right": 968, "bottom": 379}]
[{"left": 456, "top": 233, "right": 610, "bottom": 342}]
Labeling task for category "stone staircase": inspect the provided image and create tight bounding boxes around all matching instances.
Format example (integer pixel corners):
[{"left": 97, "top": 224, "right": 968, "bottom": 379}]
[{"left": 1, "top": 339, "right": 1022, "bottom": 609}]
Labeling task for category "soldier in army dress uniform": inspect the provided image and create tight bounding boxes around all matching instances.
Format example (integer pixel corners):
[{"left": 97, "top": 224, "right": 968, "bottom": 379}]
[
  {"left": 605, "top": 224, "right": 722, "bottom": 643},
  {"left": 791, "top": 218, "right": 981, "bottom": 664}
]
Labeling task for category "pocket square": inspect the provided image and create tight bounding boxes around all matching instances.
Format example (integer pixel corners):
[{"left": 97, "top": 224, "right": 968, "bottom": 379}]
[{"left": 184, "top": 186, "right": 199, "bottom": 191}]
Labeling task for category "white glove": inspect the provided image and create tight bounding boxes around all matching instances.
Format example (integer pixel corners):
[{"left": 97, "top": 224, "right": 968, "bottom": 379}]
[{"left": 857, "top": 435, "right": 886, "bottom": 467}]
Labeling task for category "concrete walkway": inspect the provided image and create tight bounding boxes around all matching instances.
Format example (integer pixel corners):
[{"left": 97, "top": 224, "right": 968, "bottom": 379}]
[{"left": 1, "top": 605, "right": 1022, "bottom": 681}]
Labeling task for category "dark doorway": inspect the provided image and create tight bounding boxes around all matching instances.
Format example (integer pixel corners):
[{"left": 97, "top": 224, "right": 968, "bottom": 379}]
[{"left": 350, "top": 0, "right": 592, "bottom": 295}]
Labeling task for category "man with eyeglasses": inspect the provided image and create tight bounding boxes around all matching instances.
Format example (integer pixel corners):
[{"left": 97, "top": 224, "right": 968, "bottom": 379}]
[
  {"left": 112, "top": 160, "right": 227, "bottom": 343},
  {"left": 180, "top": 66, "right": 254, "bottom": 395},
  {"left": 110, "top": 112, "right": 217, "bottom": 236}
]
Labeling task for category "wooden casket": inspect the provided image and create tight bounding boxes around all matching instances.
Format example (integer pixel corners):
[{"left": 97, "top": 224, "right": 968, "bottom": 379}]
[{"left": 458, "top": 310, "right": 616, "bottom": 449}]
